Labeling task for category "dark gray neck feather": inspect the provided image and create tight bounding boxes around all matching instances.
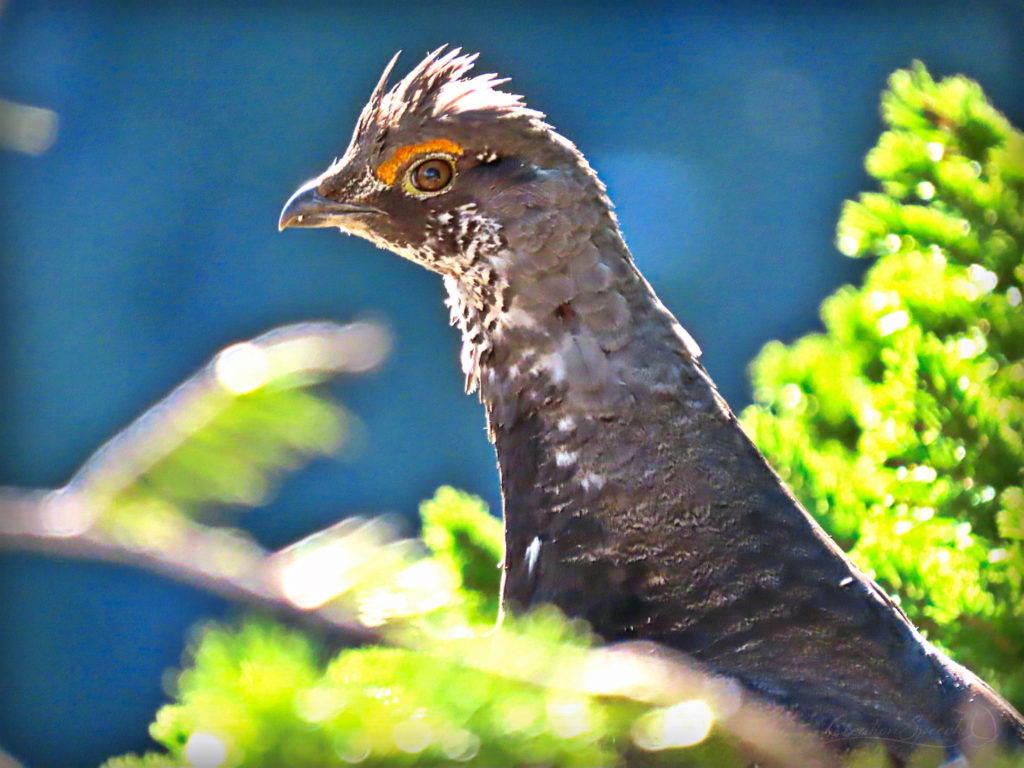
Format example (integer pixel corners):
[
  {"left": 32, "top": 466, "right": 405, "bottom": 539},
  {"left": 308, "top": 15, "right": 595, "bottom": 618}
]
[{"left": 443, "top": 163, "right": 705, "bottom": 431}]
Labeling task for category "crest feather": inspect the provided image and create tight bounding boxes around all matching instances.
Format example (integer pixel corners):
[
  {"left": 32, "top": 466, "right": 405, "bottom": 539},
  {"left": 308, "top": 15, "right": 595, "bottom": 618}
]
[
  {"left": 354, "top": 49, "right": 401, "bottom": 139},
  {"left": 360, "top": 46, "right": 543, "bottom": 131}
]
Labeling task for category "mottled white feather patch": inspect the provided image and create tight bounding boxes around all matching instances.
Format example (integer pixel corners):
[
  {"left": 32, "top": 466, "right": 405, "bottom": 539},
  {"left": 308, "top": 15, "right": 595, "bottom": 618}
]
[
  {"left": 525, "top": 536, "right": 541, "bottom": 575},
  {"left": 502, "top": 306, "right": 539, "bottom": 330},
  {"left": 555, "top": 450, "right": 577, "bottom": 467},
  {"left": 529, "top": 352, "right": 567, "bottom": 383}
]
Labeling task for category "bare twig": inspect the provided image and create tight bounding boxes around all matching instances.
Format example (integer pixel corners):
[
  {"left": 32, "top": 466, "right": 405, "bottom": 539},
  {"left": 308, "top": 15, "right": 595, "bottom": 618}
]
[
  {"left": 0, "top": 486, "right": 383, "bottom": 645},
  {"left": 0, "top": 744, "right": 25, "bottom": 768},
  {"left": 0, "top": 97, "right": 58, "bottom": 155},
  {"left": 0, "top": 321, "right": 394, "bottom": 644}
]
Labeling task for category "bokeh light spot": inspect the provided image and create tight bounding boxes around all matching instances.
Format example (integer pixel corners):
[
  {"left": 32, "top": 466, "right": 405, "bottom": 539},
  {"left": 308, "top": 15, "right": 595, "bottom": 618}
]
[
  {"left": 546, "top": 694, "right": 592, "bottom": 739},
  {"left": 215, "top": 342, "right": 270, "bottom": 394},
  {"left": 335, "top": 733, "right": 371, "bottom": 764},
  {"left": 632, "top": 699, "right": 713, "bottom": 750},
  {"left": 441, "top": 729, "right": 481, "bottom": 761},
  {"left": 926, "top": 141, "right": 945, "bottom": 161},
  {"left": 393, "top": 718, "right": 432, "bottom": 753},
  {"left": 184, "top": 731, "right": 227, "bottom": 768}
]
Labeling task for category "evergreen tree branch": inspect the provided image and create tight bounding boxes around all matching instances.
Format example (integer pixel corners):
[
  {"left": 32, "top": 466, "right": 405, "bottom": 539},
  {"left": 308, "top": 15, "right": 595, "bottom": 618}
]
[
  {"left": 1, "top": 489, "right": 834, "bottom": 767},
  {"left": 743, "top": 62, "right": 1024, "bottom": 710},
  {"left": 0, "top": 321, "right": 394, "bottom": 645},
  {"left": 0, "top": 486, "right": 382, "bottom": 644}
]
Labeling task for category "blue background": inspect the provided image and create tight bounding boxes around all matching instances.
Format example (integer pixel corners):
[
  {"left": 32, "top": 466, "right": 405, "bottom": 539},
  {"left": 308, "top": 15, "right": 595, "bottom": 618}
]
[{"left": 1, "top": 1, "right": 1022, "bottom": 765}]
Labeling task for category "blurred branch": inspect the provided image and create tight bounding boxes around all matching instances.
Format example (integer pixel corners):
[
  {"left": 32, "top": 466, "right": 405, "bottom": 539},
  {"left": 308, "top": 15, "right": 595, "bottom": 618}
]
[
  {"left": 0, "top": 744, "right": 25, "bottom": 768},
  {"left": 68, "top": 320, "right": 391, "bottom": 521},
  {"left": 0, "top": 486, "right": 383, "bottom": 645},
  {"left": 0, "top": 482, "right": 834, "bottom": 765},
  {"left": 433, "top": 636, "right": 836, "bottom": 767},
  {"left": 0, "top": 97, "right": 58, "bottom": 155},
  {"left": 0, "top": 321, "right": 393, "bottom": 645}
]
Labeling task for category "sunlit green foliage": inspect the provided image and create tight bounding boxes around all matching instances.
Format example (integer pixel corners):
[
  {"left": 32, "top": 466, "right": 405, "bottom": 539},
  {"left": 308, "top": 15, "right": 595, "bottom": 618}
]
[
  {"left": 419, "top": 486, "right": 504, "bottom": 624},
  {"left": 74, "top": 323, "right": 383, "bottom": 543},
  {"left": 133, "top": 621, "right": 640, "bottom": 768},
  {"left": 741, "top": 63, "right": 1024, "bottom": 707},
  {"left": 106, "top": 491, "right": 768, "bottom": 768}
]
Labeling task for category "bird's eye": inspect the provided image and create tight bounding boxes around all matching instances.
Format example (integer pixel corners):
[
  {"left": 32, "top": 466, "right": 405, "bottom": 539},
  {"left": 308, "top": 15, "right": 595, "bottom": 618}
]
[{"left": 405, "top": 155, "right": 456, "bottom": 196}]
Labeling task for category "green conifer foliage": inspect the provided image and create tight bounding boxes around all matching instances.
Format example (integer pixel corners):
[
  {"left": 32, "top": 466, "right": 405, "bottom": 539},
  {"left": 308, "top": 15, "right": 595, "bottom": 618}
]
[
  {"left": 106, "top": 491, "right": 758, "bottom": 768},
  {"left": 419, "top": 486, "right": 504, "bottom": 624},
  {"left": 741, "top": 63, "right": 1024, "bottom": 707}
]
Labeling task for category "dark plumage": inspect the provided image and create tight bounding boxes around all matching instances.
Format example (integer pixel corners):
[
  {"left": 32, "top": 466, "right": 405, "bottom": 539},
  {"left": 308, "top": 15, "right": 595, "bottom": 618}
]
[{"left": 280, "top": 48, "right": 1024, "bottom": 765}]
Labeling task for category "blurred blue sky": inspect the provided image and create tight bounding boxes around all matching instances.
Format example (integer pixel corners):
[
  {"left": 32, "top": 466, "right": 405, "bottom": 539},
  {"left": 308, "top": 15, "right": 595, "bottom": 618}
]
[{"left": 1, "top": 1, "right": 1023, "bottom": 765}]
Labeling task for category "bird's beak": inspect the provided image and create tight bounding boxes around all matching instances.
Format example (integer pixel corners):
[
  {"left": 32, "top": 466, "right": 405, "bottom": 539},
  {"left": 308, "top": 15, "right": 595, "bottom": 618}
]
[{"left": 278, "top": 177, "right": 383, "bottom": 231}]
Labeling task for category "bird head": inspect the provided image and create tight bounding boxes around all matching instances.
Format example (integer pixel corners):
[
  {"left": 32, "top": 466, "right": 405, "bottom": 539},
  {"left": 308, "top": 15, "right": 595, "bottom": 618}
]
[{"left": 279, "top": 47, "right": 606, "bottom": 279}]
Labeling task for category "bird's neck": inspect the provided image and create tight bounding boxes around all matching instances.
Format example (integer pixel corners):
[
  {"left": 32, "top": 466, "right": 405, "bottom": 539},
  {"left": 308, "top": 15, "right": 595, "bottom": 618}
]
[{"left": 442, "top": 180, "right": 707, "bottom": 438}]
